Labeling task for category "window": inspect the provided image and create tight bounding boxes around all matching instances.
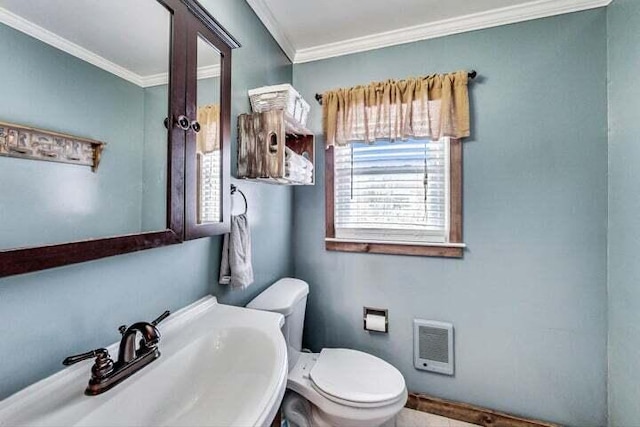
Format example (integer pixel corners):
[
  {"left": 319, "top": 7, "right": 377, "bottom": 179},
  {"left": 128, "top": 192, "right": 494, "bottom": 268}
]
[
  {"left": 325, "top": 138, "right": 463, "bottom": 258},
  {"left": 197, "top": 151, "right": 221, "bottom": 224}
]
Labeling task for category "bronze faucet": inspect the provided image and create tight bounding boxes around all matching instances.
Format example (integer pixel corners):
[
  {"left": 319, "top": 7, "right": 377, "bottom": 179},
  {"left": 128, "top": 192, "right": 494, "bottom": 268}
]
[{"left": 63, "top": 310, "right": 170, "bottom": 396}]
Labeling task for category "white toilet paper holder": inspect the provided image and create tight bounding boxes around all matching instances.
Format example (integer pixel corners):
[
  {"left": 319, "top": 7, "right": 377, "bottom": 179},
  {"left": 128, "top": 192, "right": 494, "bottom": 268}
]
[{"left": 363, "top": 307, "right": 389, "bottom": 333}]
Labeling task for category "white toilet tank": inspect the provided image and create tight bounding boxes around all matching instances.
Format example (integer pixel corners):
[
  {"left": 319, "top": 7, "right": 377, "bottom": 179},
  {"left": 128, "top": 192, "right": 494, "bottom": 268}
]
[{"left": 247, "top": 278, "right": 309, "bottom": 369}]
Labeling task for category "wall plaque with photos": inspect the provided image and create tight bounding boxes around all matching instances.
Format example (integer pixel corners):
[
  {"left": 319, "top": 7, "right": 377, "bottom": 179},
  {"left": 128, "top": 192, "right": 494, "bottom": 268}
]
[{"left": 0, "top": 121, "right": 105, "bottom": 172}]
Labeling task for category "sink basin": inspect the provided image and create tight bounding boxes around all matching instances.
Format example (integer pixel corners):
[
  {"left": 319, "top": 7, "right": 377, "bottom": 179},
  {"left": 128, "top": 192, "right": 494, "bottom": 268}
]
[{"left": 0, "top": 297, "right": 288, "bottom": 427}]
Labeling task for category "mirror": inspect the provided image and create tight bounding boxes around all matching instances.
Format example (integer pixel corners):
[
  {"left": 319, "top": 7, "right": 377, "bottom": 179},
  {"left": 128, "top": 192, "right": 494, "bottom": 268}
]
[
  {"left": 195, "top": 36, "right": 222, "bottom": 224},
  {"left": 0, "top": 0, "right": 173, "bottom": 251},
  {"left": 0, "top": 0, "right": 239, "bottom": 277}
]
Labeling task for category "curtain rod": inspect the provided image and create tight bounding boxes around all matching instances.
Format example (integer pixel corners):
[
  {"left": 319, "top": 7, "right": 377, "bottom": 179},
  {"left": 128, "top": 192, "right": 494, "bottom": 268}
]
[{"left": 314, "top": 70, "right": 477, "bottom": 105}]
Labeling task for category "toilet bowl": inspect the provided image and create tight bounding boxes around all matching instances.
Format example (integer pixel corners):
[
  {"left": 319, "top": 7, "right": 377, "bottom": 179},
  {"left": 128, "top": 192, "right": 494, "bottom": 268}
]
[
  {"left": 247, "top": 278, "right": 407, "bottom": 427},
  {"left": 286, "top": 350, "right": 407, "bottom": 427}
]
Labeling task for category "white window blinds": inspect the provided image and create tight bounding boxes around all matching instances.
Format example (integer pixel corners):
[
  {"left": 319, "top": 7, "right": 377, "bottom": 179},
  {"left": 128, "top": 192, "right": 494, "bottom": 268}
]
[
  {"left": 334, "top": 138, "right": 450, "bottom": 244},
  {"left": 198, "top": 151, "right": 221, "bottom": 224}
]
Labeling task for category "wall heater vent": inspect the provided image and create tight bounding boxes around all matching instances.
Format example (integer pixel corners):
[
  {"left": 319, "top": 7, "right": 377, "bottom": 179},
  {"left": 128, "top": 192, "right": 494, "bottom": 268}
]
[{"left": 413, "top": 319, "right": 454, "bottom": 375}]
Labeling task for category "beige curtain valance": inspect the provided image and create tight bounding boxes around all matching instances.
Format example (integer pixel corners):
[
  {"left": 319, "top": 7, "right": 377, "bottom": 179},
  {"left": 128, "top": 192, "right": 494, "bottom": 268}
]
[
  {"left": 322, "top": 71, "right": 470, "bottom": 147},
  {"left": 197, "top": 104, "right": 220, "bottom": 153}
]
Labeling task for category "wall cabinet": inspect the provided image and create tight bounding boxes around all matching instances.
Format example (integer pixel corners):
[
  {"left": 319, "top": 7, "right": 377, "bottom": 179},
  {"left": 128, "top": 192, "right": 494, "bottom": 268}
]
[{"left": 0, "top": 0, "right": 239, "bottom": 278}]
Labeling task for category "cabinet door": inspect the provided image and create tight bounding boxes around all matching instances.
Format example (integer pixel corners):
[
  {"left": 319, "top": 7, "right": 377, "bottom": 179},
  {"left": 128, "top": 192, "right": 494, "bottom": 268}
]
[
  {"left": 163, "top": 0, "right": 189, "bottom": 237},
  {"left": 184, "top": 17, "right": 232, "bottom": 239}
]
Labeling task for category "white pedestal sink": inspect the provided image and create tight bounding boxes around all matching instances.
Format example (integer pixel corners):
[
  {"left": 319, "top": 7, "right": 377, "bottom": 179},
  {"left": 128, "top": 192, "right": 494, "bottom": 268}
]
[{"left": 0, "top": 297, "right": 288, "bottom": 427}]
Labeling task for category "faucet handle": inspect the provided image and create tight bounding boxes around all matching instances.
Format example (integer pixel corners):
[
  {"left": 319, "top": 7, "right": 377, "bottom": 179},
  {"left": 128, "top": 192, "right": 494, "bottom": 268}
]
[
  {"left": 63, "top": 348, "right": 111, "bottom": 366},
  {"left": 151, "top": 310, "right": 170, "bottom": 326},
  {"left": 118, "top": 325, "right": 127, "bottom": 335}
]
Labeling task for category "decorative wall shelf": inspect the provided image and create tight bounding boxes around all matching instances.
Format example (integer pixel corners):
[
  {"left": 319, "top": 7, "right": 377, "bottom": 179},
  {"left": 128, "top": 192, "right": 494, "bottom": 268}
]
[
  {"left": 0, "top": 121, "right": 105, "bottom": 172},
  {"left": 238, "top": 110, "right": 315, "bottom": 185}
]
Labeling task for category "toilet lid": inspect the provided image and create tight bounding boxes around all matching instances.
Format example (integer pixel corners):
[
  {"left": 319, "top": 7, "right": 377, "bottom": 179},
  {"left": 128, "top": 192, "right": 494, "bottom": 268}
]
[{"left": 309, "top": 349, "right": 406, "bottom": 405}]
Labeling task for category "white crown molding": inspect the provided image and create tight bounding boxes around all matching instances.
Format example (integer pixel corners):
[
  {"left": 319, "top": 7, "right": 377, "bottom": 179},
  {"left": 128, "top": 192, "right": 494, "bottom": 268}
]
[
  {"left": 245, "top": 0, "right": 296, "bottom": 61},
  {"left": 141, "top": 64, "right": 221, "bottom": 88},
  {"left": 0, "top": 6, "right": 144, "bottom": 86},
  {"left": 0, "top": 7, "right": 222, "bottom": 89},
  {"left": 140, "top": 72, "right": 170, "bottom": 88},
  {"left": 197, "top": 64, "right": 222, "bottom": 81},
  {"left": 290, "top": 0, "right": 612, "bottom": 64}
]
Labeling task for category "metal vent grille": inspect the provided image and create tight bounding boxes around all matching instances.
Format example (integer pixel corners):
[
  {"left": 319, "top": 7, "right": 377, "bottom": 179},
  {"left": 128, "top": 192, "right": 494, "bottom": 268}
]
[
  {"left": 413, "top": 319, "right": 454, "bottom": 375},
  {"left": 418, "top": 326, "right": 449, "bottom": 363}
]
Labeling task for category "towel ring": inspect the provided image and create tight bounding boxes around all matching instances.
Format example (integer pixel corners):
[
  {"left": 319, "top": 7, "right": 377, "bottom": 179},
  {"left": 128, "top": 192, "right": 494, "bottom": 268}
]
[{"left": 230, "top": 184, "right": 248, "bottom": 215}]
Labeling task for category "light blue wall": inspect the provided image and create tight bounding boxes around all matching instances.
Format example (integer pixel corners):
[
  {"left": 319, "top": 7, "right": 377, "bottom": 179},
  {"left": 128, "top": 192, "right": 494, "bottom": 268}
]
[
  {"left": 0, "top": 0, "right": 293, "bottom": 400},
  {"left": 292, "top": 10, "right": 608, "bottom": 426},
  {"left": 0, "top": 22, "right": 147, "bottom": 249},
  {"left": 141, "top": 84, "right": 169, "bottom": 231},
  {"left": 607, "top": 0, "right": 640, "bottom": 424},
  {"left": 198, "top": 0, "right": 294, "bottom": 308}
]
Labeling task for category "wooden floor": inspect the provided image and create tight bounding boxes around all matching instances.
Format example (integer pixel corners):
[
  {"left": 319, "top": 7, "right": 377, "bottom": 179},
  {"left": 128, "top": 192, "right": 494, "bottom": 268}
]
[{"left": 397, "top": 408, "right": 480, "bottom": 427}]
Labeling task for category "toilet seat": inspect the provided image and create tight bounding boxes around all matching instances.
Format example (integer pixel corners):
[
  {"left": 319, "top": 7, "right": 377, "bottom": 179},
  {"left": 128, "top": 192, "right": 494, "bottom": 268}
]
[{"left": 309, "top": 349, "right": 406, "bottom": 407}]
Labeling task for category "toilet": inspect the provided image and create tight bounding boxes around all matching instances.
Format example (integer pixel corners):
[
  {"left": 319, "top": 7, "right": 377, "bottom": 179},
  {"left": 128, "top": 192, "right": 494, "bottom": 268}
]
[{"left": 247, "top": 278, "right": 407, "bottom": 427}]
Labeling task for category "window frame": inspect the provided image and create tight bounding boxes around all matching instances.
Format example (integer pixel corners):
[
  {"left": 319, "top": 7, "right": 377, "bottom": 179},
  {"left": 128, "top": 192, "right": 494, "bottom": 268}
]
[{"left": 325, "top": 138, "right": 464, "bottom": 258}]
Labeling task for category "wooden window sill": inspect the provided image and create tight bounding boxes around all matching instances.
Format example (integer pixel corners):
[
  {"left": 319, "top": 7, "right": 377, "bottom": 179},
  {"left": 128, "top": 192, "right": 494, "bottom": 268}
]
[{"left": 325, "top": 238, "right": 465, "bottom": 258}]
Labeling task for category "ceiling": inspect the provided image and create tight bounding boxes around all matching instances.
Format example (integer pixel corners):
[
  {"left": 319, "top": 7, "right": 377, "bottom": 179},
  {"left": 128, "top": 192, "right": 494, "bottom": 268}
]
[
  {"left": 0, "top": 0, "right": 220, "bottom": 87},
  {"left": 0, "top": 0, "right": 611, "bottom": 82},
  {"left": 246, "top": 0, "right": 612, "bottom": 63}
]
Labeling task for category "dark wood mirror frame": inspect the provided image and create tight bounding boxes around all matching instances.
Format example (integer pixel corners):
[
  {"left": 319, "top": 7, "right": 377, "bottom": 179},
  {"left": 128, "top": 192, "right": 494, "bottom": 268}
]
[
  {"left": 0, "top": 0, "right": 240, "bottom": 278},
  {"left": 185, "top": 13, "right": 233, "bottom": 240}
]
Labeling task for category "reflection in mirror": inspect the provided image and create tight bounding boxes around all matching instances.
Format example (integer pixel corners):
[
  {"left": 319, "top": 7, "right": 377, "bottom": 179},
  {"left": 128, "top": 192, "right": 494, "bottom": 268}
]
[
  {"left": 0, "top": 0, "right": 171, "bottom": 251},
  {"left": 195, "top": 36, "right": 222, "bottom": 224}
]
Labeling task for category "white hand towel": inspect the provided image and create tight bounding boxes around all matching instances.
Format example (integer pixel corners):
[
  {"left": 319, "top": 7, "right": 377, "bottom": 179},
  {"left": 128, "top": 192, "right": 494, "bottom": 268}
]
[
  {"left": 285, "top": 147, "right": 313, "bottom": 171},
  {"left": 219, "top": 214, "right": 254, "bottom": 289}
]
